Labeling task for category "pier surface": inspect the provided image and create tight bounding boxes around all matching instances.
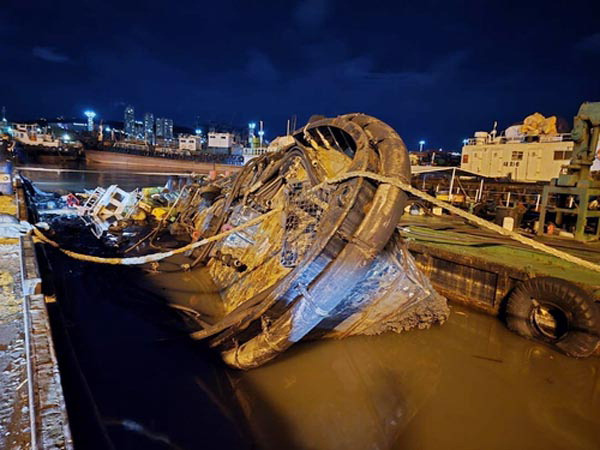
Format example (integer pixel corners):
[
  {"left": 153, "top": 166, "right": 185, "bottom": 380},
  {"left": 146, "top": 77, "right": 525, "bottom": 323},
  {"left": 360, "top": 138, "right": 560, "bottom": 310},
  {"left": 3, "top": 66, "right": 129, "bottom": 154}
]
[{"left": 0, "top": 191, "right": 72, "bottom": 449}]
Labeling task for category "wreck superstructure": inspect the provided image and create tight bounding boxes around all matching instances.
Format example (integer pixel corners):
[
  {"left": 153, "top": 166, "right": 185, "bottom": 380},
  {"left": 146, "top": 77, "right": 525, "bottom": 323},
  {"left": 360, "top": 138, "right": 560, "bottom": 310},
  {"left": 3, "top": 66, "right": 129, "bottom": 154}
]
[
  {"left": 31, "top": 113, "right": 450, "bottom": 369},
  {"left": 160, "top": 114, "right": 449, "bottom": 368}
]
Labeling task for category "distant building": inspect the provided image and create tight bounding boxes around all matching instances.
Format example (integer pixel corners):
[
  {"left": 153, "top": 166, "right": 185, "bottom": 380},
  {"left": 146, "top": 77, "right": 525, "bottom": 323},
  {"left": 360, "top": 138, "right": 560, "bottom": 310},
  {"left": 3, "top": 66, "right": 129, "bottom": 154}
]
[
  {"left": 208, "top": 132, "right": 235, "bottom": 149},
  {"left": 49, "top": 120, "right": 88, "bottom": 132},
  {"left": 143, "top": 112, "right": 155, "bottom": 144},
  {"left": 178, "top": 134, "right": 202, "bottom": 151},
  {"left": 124, "top": 106, "right": 135, "bottom": 137},
  {"left": 134, "top": 120, "right": 144, "bottom": 138},
  {"left": 156, "top": 117, "right": 174, "bottom": 140}
]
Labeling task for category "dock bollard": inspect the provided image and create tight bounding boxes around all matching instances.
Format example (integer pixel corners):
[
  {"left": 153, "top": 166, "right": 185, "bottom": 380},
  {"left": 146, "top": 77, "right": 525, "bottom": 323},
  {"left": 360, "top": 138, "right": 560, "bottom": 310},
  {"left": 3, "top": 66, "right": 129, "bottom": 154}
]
[{"left": 0, "top": 160, "right": 13, "bottom": 195}]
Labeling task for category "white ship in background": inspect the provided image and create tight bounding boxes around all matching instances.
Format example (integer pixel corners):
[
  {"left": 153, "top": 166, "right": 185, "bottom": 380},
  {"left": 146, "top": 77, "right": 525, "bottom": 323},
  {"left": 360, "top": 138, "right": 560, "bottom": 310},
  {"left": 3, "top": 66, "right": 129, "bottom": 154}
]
[
  {"left": 8, "top": 123, "right": 83, "bottom": 163},
  {"left": 461, "top": 112, "right": 600, "bottom": 182},
  {"left": 12, "top": 123, "right": 64, "bottom": 148}
]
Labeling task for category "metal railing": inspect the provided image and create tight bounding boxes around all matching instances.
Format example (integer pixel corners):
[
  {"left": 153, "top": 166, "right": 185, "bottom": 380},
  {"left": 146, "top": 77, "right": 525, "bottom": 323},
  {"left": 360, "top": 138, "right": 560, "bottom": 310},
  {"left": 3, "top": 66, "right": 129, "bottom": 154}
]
[
  {"left": 242, "top": 146, "right": 271, "bottom": 156},
  {"left": 465, "top": 133, "right": 572, "bottom": 146}
]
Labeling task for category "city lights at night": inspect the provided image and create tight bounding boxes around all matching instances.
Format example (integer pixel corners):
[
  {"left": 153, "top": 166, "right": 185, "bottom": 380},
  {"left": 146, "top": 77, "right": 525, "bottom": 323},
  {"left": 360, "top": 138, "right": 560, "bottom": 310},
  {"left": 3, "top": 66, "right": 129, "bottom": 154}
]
[{"left": 1, "top": 1, "right": 599, "bottom": 449}]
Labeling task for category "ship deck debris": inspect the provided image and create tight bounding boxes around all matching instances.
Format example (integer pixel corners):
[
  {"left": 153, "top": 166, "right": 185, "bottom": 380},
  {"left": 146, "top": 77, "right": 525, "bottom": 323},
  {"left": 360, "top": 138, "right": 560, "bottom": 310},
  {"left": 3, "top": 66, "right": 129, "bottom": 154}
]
[{"left": 26, "top": 114, "right": 450, "bottom": 369}]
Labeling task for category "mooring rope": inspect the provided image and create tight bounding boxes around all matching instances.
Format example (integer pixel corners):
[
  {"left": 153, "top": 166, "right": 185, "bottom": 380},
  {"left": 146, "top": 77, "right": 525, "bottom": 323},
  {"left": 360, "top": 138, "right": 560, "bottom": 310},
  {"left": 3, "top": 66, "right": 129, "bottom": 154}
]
[
  {"left": 30, "top": 170, "right": 600, "bottom": 273},
  {"left": 326, "top": 171, "right": 600, "bottom": 274}
]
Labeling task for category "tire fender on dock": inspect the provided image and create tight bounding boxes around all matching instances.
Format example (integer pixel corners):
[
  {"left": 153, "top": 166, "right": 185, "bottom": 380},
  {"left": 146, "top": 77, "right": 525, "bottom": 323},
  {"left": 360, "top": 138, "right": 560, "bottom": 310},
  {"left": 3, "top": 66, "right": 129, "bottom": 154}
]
[{"left": 505, "top": 276, "right": 600, "bottom": 357}]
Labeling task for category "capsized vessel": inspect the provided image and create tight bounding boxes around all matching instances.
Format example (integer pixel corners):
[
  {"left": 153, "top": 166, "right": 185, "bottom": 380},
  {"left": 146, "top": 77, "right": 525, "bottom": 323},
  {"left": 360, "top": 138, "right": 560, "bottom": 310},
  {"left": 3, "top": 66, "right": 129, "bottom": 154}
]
[{"left": 33, "top": 114, "right": 450, "bottom": 369}]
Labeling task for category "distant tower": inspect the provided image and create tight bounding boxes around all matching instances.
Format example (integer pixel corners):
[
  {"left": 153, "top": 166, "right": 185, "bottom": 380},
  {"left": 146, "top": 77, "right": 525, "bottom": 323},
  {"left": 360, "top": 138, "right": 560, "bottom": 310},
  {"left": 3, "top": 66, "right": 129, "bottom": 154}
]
[
  {"left": 84, "top": 110, "right": 96, "bottom": 132},
  {"left": 165, "top": 118, "right": 173, "bottom": 140},
  {"left": 258, "top": 120, "right": 264, "bottom": 147},
  {"left": 156, "top": 118, "right": 174, "bottom": 140},
  {"left": 156, "top": 118, "right": 165, "bottom": 139},
  {"left": 143, "top": 112, "right": 155, "bottom": 144},
  {"left": 248, "top": 122, "right": 256, "bottom": 146},
  {"left": 124, "top": 105, "right": 135, "bottom": 138}
]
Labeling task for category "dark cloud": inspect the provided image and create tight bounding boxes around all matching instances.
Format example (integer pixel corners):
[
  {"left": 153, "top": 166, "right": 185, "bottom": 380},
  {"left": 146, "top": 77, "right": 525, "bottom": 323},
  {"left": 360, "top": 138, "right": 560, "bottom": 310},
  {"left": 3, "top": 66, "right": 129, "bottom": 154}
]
[
  {"left": 245, "top": 50, "right": 280, "bottom": 82},
  {"left": 1, "top": 0, "right": 599, "bottom": 150},
  {"left": 32, "top": 46, "right": 70, "bottom": 63},
  {"left": 367, "top": 51, "right": 468, "bottom": 87},
  {"left": 576, "top": 33, "right": 600, "bottom": 53},
  {"left": 293, "top": 0, "right": 332, "bottom": 28}
]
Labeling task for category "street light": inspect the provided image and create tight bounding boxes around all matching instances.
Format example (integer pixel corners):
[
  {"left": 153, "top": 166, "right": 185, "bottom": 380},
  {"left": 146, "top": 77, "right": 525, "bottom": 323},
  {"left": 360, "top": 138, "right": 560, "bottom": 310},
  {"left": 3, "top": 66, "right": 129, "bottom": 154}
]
[
  {"left": 462, "top": 139, "right": 468, "bottom": 145},
  {"left": 258, "top": 130, "right": 264, "bottom": 146},
  {"left": 419, "top": 140, "right": 425, "bottom": 151},
  {"left": 84, "top": 110, "right": 96, "bottom": 132}
]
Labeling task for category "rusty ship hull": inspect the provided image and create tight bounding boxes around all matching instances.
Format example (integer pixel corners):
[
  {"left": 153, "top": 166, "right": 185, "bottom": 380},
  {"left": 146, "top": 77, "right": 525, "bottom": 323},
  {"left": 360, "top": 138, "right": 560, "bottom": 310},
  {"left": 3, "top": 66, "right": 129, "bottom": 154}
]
[{"left": 85, "top": 148, "right": 244, "bottom": 175}]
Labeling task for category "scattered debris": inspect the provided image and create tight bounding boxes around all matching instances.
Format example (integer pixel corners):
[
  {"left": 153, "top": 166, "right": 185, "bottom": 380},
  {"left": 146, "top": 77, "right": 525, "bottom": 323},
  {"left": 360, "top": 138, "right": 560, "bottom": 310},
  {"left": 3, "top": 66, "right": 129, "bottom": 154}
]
[{"left": 27, "top": 113, "right": 451, "bottom": 369}]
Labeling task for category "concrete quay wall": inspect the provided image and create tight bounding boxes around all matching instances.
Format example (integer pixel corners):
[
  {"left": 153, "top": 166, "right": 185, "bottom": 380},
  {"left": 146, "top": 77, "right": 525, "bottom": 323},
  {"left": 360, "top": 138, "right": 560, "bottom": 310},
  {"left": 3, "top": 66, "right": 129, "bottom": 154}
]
[{"left": 0, "top": 182, "right": 72, "bottom": 449}]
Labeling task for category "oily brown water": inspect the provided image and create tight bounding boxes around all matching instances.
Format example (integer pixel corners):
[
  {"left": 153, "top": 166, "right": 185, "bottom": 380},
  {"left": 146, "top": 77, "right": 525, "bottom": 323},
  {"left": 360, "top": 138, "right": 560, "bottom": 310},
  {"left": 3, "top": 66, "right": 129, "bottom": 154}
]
[
  {"left": 232, "top": 305, "right": 600, "bottom": 450},
  {"left": 26, "top": 168, "right": 600, "bottom": 450},
  {"left": 149, "top": 256, "right": 600, "bottom": 450}
]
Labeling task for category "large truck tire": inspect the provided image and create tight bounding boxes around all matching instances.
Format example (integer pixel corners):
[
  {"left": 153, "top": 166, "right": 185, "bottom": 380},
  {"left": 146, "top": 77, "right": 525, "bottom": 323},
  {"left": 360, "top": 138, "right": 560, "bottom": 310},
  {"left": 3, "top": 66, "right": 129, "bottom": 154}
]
[{"left": 505, "top": 277, "right": 600, "bottom": 358}]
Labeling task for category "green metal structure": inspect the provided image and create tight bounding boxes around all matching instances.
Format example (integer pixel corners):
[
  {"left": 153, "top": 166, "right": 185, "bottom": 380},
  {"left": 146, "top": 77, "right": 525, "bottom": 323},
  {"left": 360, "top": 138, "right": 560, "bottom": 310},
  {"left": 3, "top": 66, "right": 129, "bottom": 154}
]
[{"left": 538, "top": 102, "right": 600, "bottom": 241}]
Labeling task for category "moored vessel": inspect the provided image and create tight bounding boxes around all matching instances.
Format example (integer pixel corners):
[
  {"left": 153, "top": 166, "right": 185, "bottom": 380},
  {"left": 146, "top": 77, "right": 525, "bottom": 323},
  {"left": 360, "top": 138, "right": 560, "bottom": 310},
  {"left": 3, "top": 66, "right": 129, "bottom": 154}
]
[{"left": 10, "top": 123, "right": 83, "bottom": 165}]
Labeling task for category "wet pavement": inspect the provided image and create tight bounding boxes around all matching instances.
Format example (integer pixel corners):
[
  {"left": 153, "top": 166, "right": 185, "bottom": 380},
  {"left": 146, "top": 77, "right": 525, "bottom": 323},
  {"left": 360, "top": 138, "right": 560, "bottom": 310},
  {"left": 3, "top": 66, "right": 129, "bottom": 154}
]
[
  {"left": 0, "top": 195, "right": 30, "bottom": 449},
  {"left": 22, "top": 168, "right": 600, "bottom": 449}
]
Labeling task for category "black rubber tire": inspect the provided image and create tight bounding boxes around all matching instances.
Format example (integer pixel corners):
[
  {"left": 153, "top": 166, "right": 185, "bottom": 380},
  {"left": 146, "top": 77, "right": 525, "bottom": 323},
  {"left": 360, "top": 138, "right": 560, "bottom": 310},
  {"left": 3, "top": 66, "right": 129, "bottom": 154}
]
[{"left": 505, "top": 277, "right": 600, "bottom": 357}]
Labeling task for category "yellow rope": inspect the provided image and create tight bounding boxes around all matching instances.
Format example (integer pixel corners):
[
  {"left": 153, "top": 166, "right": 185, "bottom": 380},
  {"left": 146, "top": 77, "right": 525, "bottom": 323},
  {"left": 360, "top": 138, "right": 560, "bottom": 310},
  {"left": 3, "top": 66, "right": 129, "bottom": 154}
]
[
  {"left": 326, "top": 171, "right": 600, "bottom": 274},
  {"left": 30, "top": 169, "right": 600, "bottom": 274},
  {"left": 32, "top": 208, "right": 282, "bottom": 265}
]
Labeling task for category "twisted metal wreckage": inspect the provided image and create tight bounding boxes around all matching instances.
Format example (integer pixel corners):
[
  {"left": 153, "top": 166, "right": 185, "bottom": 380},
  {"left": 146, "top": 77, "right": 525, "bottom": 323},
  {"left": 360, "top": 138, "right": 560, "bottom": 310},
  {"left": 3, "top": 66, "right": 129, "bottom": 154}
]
[{"left": 31, "top": 114, "right": 452, "bottom": 369}]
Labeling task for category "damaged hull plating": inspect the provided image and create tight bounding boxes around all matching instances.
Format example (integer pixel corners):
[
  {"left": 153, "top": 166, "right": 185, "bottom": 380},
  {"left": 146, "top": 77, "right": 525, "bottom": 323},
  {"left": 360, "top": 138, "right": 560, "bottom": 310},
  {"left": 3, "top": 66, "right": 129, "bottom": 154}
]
[
  {"left": 34, "top": 114, "right": 449, "bottom": 369},
  {"left": 161, "top": 113, "right": 448, "bottom": 369}
]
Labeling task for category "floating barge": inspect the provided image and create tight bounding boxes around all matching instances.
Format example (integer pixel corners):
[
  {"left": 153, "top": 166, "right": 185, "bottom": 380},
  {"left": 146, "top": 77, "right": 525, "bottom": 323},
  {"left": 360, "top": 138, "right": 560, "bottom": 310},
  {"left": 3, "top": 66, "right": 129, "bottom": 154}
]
[{"left": 400, "top": 214, "right": 600, "bottom": 356}]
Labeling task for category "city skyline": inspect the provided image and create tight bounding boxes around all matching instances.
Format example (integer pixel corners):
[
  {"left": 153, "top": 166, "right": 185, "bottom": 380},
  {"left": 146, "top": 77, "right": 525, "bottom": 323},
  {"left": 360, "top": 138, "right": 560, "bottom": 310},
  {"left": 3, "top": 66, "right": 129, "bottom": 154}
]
[{"left": 1, "top": 0, "right": 599, "bottom": 149}]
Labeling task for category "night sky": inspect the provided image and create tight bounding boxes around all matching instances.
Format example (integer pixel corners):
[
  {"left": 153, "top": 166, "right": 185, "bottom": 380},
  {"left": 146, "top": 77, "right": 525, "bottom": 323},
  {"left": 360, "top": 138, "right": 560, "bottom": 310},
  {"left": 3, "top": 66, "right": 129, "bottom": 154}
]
[{"left": 1, "top": 0, "right": 599, "bottom": 150}]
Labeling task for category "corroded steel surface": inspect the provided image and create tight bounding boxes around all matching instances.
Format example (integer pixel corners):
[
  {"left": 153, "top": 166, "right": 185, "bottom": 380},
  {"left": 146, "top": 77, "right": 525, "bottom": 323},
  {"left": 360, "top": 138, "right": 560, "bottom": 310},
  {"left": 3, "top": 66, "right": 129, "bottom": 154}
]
[{"left": 192, "top": 114, "right": 448, "bottom": 368}]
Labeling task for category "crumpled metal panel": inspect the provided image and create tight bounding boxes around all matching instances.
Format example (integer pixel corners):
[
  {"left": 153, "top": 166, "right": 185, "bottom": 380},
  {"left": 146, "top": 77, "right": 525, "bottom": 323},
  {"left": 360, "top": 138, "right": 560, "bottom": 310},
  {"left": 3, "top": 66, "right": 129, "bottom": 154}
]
[{"left": 318, "top": 233, "right": 449, "bottom": 338}]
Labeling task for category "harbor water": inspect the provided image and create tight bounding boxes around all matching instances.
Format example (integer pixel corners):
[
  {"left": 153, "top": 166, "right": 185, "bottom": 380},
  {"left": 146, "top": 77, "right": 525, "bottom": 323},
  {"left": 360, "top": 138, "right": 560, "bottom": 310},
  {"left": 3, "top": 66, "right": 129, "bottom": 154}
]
[{"left": 21, "top": 167, "right": 600, "bottom": 450}]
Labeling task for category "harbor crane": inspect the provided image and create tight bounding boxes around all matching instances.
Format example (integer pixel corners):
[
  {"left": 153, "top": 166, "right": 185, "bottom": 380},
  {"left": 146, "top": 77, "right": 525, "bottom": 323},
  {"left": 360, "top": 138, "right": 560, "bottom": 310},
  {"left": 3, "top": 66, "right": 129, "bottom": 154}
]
[{"left": 538, "top": 102, "right": 600, "bottom": 241}]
